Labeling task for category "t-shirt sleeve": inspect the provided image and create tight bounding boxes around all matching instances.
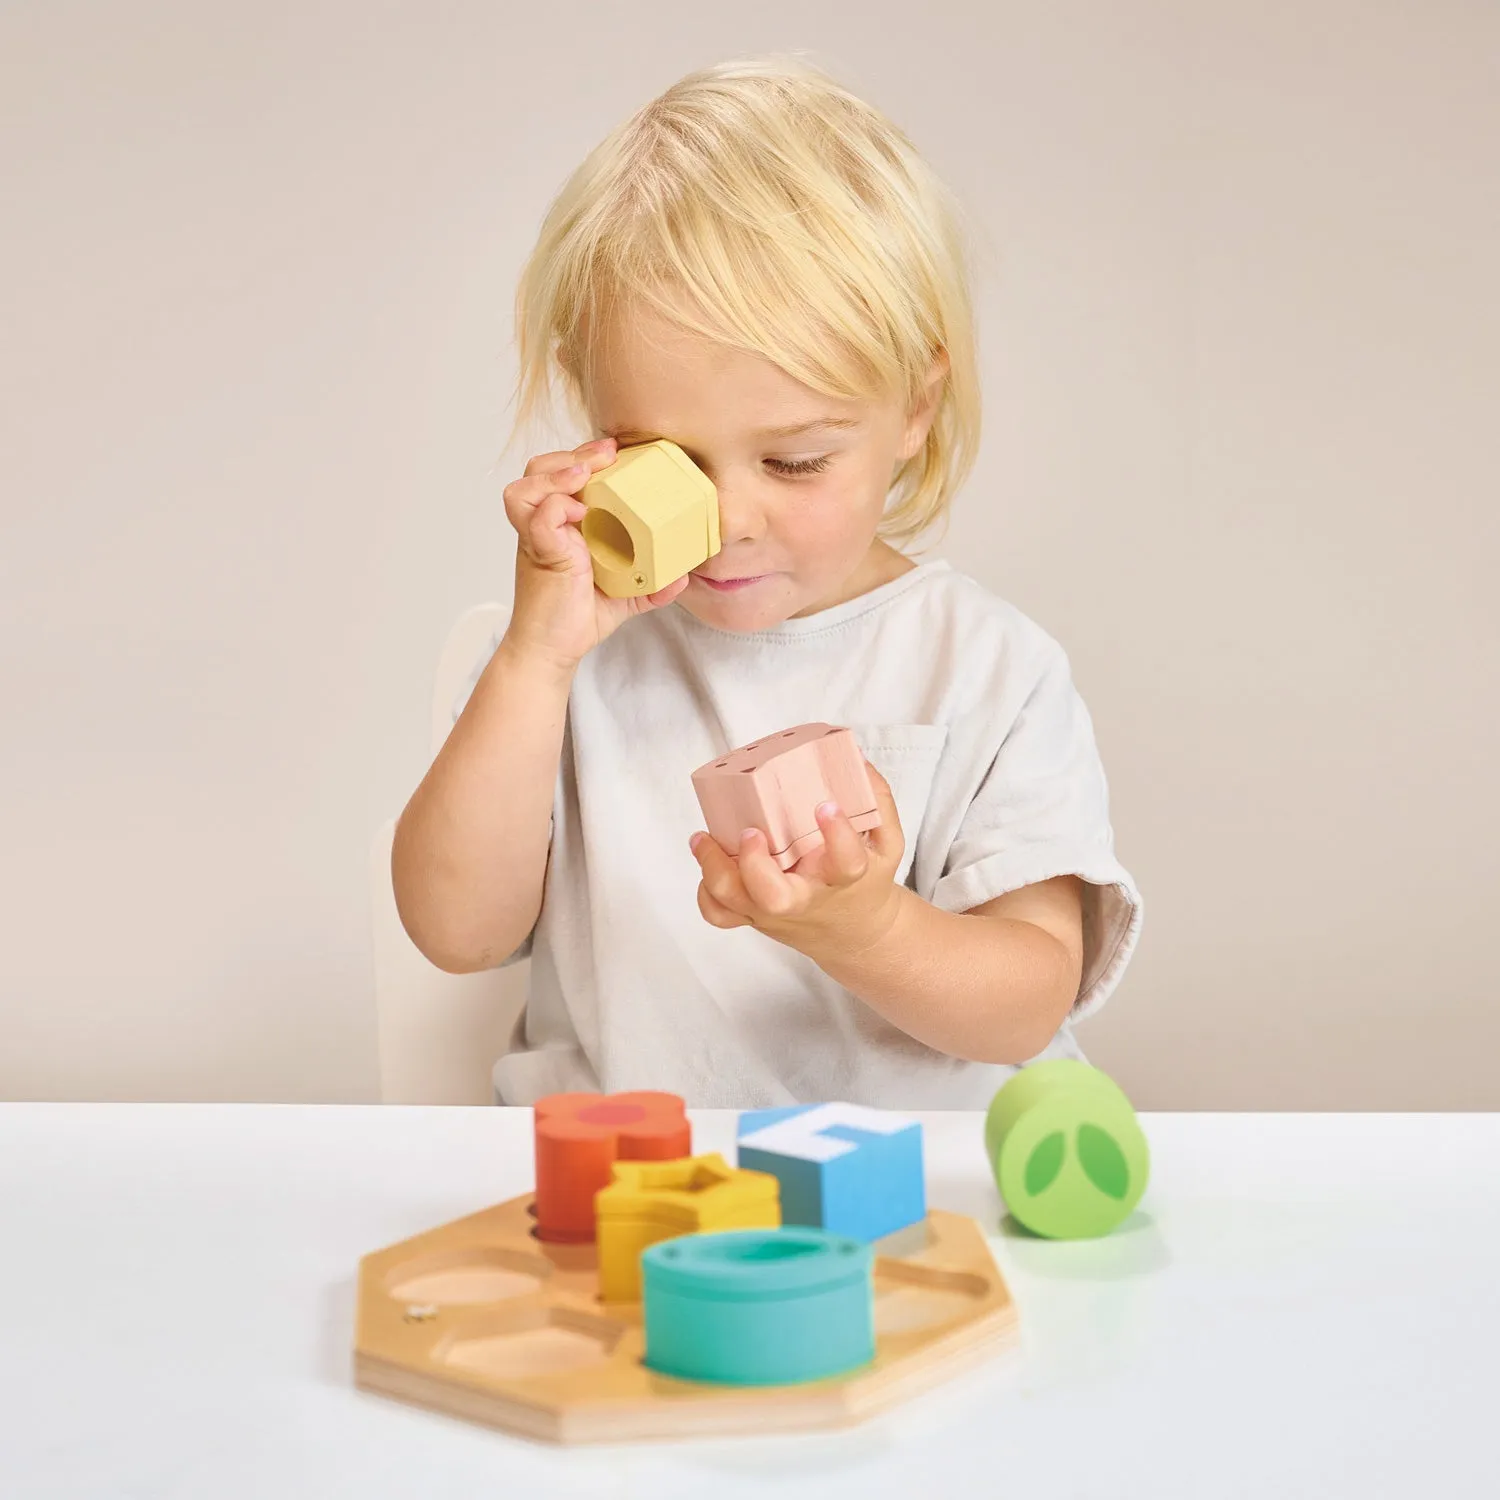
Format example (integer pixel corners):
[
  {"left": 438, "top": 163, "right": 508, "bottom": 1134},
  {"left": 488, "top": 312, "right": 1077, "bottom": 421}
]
[
  {"left": 927, "top": 643, "right": 1144, "bottom": 1023},
  {"left": 450, "top": 626, "right": 547, "bottom": 969}
]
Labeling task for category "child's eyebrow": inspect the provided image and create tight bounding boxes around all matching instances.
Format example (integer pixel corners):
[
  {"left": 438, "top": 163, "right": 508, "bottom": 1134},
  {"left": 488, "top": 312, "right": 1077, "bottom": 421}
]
[{"left": 605, "top": 416, "right": 863, "bottom": 443}]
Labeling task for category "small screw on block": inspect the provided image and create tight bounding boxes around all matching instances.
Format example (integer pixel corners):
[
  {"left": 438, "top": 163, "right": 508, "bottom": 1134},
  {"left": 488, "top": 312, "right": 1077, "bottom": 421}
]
[{"left": 403, "top": 1304, "right": 439, "bottom": 1322}]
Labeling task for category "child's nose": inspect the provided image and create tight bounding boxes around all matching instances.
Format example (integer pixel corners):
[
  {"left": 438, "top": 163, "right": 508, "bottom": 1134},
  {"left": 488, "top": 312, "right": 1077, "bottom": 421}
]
[{"left": 713, "top": 481, "right": 766, "bottom": 543}]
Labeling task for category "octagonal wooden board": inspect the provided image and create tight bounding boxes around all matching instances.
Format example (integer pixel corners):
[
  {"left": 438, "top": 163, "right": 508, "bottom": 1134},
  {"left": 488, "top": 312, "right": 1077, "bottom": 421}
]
[{"left": 353, "top": 1193, "right": 1018, "bottom": 1444}]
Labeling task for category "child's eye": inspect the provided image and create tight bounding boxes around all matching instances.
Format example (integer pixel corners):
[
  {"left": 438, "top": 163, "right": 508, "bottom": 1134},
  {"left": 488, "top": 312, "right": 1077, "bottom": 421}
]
[{"left": 765, "top": 454, "right": 832, "bottom": 477}]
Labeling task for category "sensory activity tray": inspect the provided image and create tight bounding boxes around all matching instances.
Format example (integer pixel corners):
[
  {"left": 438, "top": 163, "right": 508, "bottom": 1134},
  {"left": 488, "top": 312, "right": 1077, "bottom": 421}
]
[{"left": 353, "top": 1095, "right": 1020, "bottom": 1444}]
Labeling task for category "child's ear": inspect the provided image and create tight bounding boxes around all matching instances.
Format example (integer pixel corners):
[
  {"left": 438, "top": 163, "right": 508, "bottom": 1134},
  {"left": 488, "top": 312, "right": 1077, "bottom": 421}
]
[
  {"left": 898, "top": 349, "right": 950, "bottom": 462},
  {"left": 919, "top": 348, "right": 950, "bottom": 416}
]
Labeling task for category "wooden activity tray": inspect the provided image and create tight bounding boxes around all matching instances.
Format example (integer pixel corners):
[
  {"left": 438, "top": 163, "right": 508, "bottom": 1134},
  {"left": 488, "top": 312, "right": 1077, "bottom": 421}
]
[{"left": 354, "top": 1191, "right": 1018, "bottom": 1444}]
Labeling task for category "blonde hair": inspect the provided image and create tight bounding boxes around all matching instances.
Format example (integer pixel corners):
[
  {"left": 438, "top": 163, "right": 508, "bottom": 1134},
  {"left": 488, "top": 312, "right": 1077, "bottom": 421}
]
[{"left": 504, "top": 52, "right": 990, "bottom": 547}]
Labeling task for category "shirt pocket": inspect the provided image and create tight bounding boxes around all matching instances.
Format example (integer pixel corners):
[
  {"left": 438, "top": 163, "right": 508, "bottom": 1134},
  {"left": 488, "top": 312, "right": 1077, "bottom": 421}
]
[{"left": 844, "top": 723, "right": 950, "bottom": 888}]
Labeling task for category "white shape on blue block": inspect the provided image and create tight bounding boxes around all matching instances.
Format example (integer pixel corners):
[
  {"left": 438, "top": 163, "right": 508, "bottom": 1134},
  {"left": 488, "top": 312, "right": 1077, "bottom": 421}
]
[
  {"left": 738, "top": 1103, "right": 915, "bottom": 1160},
  {"left": 736, "top": 1102, "right": 925, "bottom": 1242}
]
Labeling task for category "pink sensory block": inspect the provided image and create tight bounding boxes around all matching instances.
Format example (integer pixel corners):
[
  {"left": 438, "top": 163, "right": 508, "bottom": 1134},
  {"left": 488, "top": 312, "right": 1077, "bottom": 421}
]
[{"left": 691, "top": 723, "right": 882, "bottom": 870}]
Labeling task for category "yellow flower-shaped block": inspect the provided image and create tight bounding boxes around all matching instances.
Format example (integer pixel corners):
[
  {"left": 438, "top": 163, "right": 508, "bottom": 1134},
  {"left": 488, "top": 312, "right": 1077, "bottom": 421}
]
[
  {"left": 579, "top": 438, "right": 721, "bottom": 598},
  {"left": 595, "top": 1152, "right": 780, "bottom": 1303}
]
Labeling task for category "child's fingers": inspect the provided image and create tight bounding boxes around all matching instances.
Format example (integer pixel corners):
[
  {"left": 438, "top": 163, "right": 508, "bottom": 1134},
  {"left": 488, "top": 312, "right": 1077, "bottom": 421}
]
[
  {"left": 519, "top": 437, "right": 614, "bottom": 480},
  {"left": 861, "top": 762, "right": 905, "bottom": 866},
  {"left": 638, "top": 574, "right": 692, "bottom": 610},
  {"left": 812, "top": 801, "right": 870, "bottom": 887},
  {"left": 733, "top": 829, "right": 799, "bottom": 915},
  {"left": 697, "top": 881, "right": 752, "bottom": 930},
  {"left": 504, "top": 462, "right": 591, "bottom": 536},
  {"left": 503, "top": 439, "right": 617, "bottom": 536},
  {"left": 690, "top": 832, "right": 755, "bottom": 918},
  {"left": 523, "top": 492, "right": 588, "bottom": 568}
]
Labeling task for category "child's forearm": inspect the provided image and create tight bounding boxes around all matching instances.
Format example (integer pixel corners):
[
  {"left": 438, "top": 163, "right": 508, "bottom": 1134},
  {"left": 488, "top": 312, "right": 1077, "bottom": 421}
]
[
  {"left": 391, "top": 636, "right": 572, "bottom": 973},
  {"left": 801, "top": 888, "right": 1080, "bottom": 1065}
]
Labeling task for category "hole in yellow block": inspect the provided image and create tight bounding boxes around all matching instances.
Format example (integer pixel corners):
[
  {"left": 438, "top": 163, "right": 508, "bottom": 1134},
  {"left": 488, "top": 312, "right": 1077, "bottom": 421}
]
[{"left": 582, "top": 508, "right": 635, "bottom": 568}]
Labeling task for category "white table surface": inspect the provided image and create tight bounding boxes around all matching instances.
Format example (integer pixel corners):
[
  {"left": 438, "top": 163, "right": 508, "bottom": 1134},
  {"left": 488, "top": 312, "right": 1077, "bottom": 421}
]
[{"left": 0, "top": 1105, "right": 1494, "bottom": 1499}]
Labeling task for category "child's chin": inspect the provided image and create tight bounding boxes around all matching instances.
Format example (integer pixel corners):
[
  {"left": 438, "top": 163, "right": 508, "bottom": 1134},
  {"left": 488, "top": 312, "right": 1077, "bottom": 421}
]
[{"left": 677, "top": 582, "right": 794, "bottom": 631}]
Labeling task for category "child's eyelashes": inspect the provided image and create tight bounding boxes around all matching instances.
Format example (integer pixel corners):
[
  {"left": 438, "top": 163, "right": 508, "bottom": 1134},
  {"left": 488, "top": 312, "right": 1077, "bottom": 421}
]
[
  {"left": 765, "top": 454, "right": 833, "bottom": 478},
  {"left": 607, "top": 441, "right": 833, "bottom": 479}
]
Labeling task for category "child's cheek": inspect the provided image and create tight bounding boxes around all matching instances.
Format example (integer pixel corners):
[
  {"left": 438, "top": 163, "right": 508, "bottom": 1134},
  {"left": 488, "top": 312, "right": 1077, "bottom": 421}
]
[{"left": 785, "top": 480, "right": 874, "bottom": 553}]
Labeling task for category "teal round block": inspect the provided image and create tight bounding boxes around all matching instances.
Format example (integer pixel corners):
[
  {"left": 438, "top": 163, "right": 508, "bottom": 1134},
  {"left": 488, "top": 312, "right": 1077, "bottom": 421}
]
[{"left": 641, "top": 1227, "right": 875, "bottom": 1386}]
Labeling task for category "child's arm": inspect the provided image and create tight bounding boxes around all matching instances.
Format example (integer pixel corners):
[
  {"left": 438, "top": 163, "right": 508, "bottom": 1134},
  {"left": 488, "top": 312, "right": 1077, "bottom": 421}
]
[
  {"left": 393, "top": 433, "right": 689, "bottom": 973},
  {"left": 692, "top": 632, "right": 1144, "bottom": 1065},
  {"left": 391, "top": 639, "right": 573, "bottom": 974},
  {"left": 799, "top": 875, "right": 1084, "bottom": 1065},
  {"left": 691, "top": 767, "right": 1084, "bottom": 1064}
]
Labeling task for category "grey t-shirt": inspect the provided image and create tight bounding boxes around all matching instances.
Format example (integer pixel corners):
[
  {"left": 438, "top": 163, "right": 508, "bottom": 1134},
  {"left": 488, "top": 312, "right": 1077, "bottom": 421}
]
[{"left": 454, "top": 558, "right": 1143, "bottom": 1108}]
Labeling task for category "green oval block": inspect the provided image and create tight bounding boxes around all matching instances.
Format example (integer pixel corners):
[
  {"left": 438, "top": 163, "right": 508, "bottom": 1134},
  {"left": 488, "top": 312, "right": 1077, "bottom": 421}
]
[{"left": 984, "top": 1060, "right": 1149, "bottom": 1239}]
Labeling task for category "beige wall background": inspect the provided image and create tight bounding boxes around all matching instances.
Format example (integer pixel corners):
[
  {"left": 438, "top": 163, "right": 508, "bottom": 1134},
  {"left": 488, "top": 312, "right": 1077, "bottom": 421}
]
[{"left": 2, "top": 1, "right": 1495, "bottom": 1108}]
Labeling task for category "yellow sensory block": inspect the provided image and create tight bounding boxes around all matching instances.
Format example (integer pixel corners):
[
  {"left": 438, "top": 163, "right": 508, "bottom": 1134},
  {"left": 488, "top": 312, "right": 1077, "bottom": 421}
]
[
  {"left": 595, "top": 1152, "right": 780, "bottom": 1303},
  {"left": 579, "top": 438, "right": 721, "bottom": 598}
]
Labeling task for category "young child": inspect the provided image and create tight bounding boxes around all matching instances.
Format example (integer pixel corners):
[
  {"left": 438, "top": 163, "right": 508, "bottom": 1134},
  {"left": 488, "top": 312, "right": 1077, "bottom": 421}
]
[{"left": 392, "top": 55, "right": 1143, "bottom": 1109}]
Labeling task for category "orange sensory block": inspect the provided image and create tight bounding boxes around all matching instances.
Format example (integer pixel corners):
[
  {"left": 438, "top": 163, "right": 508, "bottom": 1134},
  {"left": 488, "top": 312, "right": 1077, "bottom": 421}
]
[
  {"left": 533, "top": 1092, "right": 691, "bottom": 1245},
  {"left": 691, "top": 723, "right": 881, "bottom": 870}
]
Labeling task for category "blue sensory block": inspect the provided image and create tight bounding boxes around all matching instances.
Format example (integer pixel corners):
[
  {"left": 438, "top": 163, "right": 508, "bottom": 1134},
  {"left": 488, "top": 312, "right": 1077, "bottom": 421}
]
[{"left": 735, "top": 1102, "right": 925, "bottom": 1243}]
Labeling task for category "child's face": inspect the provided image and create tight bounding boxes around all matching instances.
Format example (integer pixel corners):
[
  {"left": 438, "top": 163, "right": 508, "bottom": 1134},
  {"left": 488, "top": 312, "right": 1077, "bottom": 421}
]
[{"left": 579, "top": 302, "right": 945, "bottom": 631}]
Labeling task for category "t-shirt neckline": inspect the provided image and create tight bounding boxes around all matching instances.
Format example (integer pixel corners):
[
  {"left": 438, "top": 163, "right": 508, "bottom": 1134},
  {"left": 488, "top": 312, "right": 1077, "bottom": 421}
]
[{"left": 671, "top": 556, "right": 952, "bottom": 641}]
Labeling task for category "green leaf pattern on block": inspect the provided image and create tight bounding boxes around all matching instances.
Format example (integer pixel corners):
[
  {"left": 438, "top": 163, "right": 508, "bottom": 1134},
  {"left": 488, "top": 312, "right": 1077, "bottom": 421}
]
[
  {"left": 1076, "top": 1122, "right": 1131, "bottom": 1200},
  {"left": 1023, "top": 1131, "right": 1066, "bottom": 1196}
]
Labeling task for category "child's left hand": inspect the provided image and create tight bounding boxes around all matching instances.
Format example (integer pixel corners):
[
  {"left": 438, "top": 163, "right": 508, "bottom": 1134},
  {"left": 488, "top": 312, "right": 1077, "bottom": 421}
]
[{"left": 689, "top": 761, "right": 906, "bottom": 959}]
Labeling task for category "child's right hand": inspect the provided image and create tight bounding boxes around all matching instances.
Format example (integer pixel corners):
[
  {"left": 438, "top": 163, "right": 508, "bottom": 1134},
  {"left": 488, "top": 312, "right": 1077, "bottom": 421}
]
[{"left": 502, "top": 436, "right": 692, "bottom": 671}]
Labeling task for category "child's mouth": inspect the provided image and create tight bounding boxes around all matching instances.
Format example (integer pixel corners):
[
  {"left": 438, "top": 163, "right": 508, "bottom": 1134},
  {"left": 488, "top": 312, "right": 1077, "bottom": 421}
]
[{"left": 692, "top": 573, "right": 769, "bottom": 593}]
